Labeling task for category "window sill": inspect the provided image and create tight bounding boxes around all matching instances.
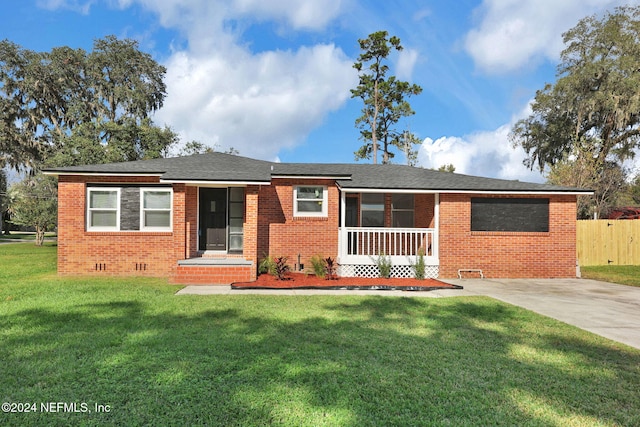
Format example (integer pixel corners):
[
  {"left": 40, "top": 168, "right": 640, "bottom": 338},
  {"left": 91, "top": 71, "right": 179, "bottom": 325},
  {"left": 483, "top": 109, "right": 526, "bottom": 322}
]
[
  {"left": 292, "top": 216, "right": 329, "bottom": 221},
  {"left": 85, "top": 231, "right": 173, "bottom": 236}
]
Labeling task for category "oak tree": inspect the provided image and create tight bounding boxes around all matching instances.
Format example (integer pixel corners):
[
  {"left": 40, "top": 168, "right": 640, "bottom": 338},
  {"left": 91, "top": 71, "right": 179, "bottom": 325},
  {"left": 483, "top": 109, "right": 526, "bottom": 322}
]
[{"left": 0, "top": 36, "right": 173, "bottom": 170}]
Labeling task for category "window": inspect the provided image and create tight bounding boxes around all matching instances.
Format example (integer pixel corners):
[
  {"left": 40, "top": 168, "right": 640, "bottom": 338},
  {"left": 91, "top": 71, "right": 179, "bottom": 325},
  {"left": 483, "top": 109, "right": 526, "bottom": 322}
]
[
  {"left": 141, "top": 189, "right": 172, "bottom": 230},
  {"left": 87, "top": 188, "right": 120, "bottom": 231},
  {"left": 361, "top": 193, "right": 384, "bottom": 227},
  {"left": 228, "top": 187, "right": 244, "bottom": 252},
  {"left": 471, "top": 198, "right": 549, "bottom": 232},
  {"left": 294, "top": 186, "right": 327, "bottom": 217},
  {"left": 392, "top": 194, "right": 414, "bottom": 227}
]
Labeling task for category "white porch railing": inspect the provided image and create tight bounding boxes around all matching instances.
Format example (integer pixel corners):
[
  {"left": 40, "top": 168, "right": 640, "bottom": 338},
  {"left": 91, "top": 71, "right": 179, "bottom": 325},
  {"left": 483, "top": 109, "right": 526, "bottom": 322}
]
[{"left": 338, "top": 227, "right": 438, "bottom": 265}]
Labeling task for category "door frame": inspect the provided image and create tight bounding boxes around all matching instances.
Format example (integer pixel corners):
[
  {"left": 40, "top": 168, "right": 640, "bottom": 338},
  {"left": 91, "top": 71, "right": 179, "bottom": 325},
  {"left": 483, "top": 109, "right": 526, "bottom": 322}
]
[
  {"left": 196, "top": 186, "right": 246, "bottom": 254},
  {"left": 198, "top": 187, "right": 228, "bottom": 252}
]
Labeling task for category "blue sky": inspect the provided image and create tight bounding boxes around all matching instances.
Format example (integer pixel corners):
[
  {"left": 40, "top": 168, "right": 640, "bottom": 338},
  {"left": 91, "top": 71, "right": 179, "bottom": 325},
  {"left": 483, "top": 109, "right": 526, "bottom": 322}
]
[{"left": 3, "top": 0, "right": 639, "bottom": 182}]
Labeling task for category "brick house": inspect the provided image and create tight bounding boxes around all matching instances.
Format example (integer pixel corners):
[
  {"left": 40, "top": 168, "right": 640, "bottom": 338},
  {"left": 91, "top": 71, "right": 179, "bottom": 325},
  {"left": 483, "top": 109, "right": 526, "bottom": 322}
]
[{"left": 44, "top": 152, "right": 590, "bottom": 284}]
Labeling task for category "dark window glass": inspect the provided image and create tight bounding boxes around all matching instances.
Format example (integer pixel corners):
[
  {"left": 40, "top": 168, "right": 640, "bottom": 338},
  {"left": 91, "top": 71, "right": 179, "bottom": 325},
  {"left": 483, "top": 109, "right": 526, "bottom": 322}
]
[{"left": 471, "top": 198, "right": 549, "bottom": 232}]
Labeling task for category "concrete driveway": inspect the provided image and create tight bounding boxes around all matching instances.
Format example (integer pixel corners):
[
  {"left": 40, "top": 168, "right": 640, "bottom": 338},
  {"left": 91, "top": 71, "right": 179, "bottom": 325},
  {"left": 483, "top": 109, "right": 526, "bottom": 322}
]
[{"left": 442, "top": 278, "right": 640, "bottom": 350}]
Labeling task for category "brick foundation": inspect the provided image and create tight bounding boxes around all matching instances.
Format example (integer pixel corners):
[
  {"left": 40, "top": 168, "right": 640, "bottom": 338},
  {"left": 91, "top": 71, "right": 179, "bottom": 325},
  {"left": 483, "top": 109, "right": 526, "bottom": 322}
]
[{"left": 171, "top": 265, "right": 254, "bottom": 285}]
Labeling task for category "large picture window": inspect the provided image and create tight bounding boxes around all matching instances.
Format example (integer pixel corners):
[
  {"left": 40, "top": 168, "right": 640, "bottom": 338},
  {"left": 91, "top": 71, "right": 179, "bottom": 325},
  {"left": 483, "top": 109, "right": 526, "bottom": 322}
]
[
  {"left": 294, "top": 186, "right": 327, "bottom": 217},
  {"left": 471, "top": 198, "right": 549, "bottom": 232},
  {"left": 141, "top": 189, "right": 172, "bottom": 230},
  {"left": 87, "top": 188, "right": 120, "bottom": 231},
  {"left": 361, "top": 193, "right": 384, "bottom": 227}
]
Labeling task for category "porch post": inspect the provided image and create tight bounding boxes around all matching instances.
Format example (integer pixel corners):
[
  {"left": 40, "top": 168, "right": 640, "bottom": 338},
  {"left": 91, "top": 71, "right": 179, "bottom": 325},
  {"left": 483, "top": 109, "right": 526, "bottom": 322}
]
[
  {"left": 434, "top": 192, "right": 439, "bottom": 259},
  {"left": 339, "top": 190, "right": 346, "bottom": 260}
]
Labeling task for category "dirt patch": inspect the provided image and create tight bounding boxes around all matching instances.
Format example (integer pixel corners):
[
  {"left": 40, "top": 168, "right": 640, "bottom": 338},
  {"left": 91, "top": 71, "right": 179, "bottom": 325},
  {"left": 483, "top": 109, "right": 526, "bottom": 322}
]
[{"left": 232, "top": 273, "right": 462, "bottom": 291}]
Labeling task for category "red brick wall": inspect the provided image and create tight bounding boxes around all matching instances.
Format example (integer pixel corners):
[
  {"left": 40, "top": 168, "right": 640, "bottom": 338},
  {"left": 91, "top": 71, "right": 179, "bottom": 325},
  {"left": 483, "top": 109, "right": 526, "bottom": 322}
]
[
  {"left": 438, "top": 194, "right": 577, "bottom": 278},
  {"left": 57, "top": 175, "right": 187, "bottom": 278},
  {"left": 257, "top": 179, "right": 339, "bottom": 270},
  {"left": 171, "top": 265, "right": 253, "bottom": 284}
]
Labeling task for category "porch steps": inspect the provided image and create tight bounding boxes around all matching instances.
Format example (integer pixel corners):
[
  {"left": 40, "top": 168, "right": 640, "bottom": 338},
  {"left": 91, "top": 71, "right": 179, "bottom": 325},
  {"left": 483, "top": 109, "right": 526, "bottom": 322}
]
[{"left": 173, "top": 258, "right": 254, "bottom": 285}]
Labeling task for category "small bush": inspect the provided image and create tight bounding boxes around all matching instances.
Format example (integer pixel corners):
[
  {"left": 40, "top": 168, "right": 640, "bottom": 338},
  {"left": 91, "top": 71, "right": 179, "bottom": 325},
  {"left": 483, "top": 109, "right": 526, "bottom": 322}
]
[
  {"left": 310, "top": 255, "right": 326, "bottom": 279},
  {"left": 372, "top": 252, "right": 392, "bottom": 279},
  {"left": 272, "top": 257, "right": 291, "bottom": 280},
  {"left": 259, "top": 255, "right": 291, "bottom": 280},
  {"left": 410, "top": 249, "right": 426, "bottom": 280},
  {"left": 324, "top": 256, "right": 337, "bottom": 280},
  {"left": 258, "top": 255, "right": 276, "bottom": 275}
]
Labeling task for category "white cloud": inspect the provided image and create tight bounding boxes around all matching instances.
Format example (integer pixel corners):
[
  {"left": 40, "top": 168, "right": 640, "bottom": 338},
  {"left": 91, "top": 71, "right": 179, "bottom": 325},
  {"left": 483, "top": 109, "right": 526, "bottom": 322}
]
[
  {"left": 418, "top": 104, "right": 545, "bottom": 183},
  {"left": 156, "top": 44, "right": 355, "bottom": 159},
  {"left": 465, "top": 0, "right": 640, "bottom": 73},
  {"left": 231, "top": 0, "right": 344, "bottom": 30},
  {"left": 37, "top": 0, "right": 94, "bottom": 14},
  {"left": 112, "top": 0, "right": 355, "bottom": 158},
  {"left": 396, "top": 48, "right": 419, "bottom": 81}
]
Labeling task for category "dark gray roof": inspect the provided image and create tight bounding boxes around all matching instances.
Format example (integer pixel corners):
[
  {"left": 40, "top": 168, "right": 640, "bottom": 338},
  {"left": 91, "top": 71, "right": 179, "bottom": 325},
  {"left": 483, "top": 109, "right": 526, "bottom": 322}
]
[{"left": 44, "top": 152, "right": 591, "bottom": 193}]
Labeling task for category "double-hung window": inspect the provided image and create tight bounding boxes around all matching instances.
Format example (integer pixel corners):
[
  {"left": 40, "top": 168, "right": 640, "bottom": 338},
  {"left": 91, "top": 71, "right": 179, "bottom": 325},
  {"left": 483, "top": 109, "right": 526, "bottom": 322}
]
[
  {"left": 392, "top": 194, "right": 414, "bottom": 227},
  {"left": 294, "top": 186, "right": 327, "bottom": 217},
  {"left": 87, "top": 188, "right": 120, "bottom": 231},
  {"left": 361, "top": 193, "right": 384, "bottom": 227},
  {"left": 141, "top": 189, "right": 172, "bottom": 230}
]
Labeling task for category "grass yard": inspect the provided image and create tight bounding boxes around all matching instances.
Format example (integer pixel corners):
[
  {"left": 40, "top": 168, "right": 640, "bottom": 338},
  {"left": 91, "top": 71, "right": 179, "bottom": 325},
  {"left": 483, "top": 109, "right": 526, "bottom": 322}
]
[
  {"left": 582, "top": 265, "right": 640, "bottom": 287},
  {"left": 1, "top": 244, "right": 639, "bottom": 426}
]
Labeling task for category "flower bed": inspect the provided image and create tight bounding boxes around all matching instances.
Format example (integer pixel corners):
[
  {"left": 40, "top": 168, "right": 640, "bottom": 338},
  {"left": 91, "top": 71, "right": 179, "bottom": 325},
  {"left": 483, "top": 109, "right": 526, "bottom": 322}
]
[{"left": 232, "top": 273, "right": 462, "bottom": 291}]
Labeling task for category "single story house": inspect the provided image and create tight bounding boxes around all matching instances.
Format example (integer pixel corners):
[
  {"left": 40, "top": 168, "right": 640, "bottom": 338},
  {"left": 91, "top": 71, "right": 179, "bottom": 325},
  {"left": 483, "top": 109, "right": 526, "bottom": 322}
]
[{"left": 44, "top": 152, "right": 591, "bottom": 284}]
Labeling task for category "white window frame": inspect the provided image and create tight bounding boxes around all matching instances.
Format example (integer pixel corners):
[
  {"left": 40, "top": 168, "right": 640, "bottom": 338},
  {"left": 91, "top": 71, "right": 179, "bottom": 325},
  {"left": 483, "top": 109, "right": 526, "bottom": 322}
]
[
  {"left": 293, "top": 185, "right": 328, "bottom": 217},
  {"left": 87, "top": 188, "right": 121, "bottom": 231},
  {"left": 140, "top": 188, "right": 173, "bottom": 231}
]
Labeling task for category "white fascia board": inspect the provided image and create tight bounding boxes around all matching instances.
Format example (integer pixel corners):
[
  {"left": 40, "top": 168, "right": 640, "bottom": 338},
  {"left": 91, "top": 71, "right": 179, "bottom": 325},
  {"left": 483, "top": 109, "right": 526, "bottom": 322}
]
[
  {"left": 160, "top": 179, "right": 271, "bottom": 186},
  {"left": 272, "top": 175, "right": 351, "bottom": 180},
  {"left": 43, "top": 171, "right": 163, "bottom": 177},
  {"left": 338, "top": 187, "right": 593, "bottom": 195}
]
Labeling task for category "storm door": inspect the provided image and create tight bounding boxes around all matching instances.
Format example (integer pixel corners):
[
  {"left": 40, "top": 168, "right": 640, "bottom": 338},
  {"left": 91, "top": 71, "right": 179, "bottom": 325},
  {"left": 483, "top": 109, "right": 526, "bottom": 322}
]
[{"left": 199, "top": 188, "right": 227, "bottom": 251}]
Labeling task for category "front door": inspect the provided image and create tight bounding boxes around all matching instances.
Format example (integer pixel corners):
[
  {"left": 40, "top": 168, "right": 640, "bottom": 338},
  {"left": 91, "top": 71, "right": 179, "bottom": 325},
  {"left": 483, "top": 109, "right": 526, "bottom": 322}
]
[{"left": 199, "top": 188, "right": 227, "bottom": 251}]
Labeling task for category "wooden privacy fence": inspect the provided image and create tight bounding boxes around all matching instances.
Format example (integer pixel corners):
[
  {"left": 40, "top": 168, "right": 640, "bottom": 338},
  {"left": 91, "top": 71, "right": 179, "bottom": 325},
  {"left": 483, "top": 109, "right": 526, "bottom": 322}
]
[{"left": 577, "top": 219, "right": 640, "bottom": 266}]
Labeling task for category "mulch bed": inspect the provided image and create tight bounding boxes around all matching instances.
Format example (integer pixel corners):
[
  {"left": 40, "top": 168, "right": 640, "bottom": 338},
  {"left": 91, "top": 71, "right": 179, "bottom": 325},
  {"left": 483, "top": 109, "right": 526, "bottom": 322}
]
[{"left": 232, "top": 273, "right": 463, "bottom": 291}]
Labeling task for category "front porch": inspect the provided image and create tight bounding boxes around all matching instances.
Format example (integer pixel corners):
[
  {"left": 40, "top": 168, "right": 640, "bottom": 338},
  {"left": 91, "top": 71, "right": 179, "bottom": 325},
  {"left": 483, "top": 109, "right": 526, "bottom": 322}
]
[
  {"left": 337, "top": 192, "right": 440, "bottom": 278},
  {"left": 338, "top": 227, "right": 439, "bottom": 278}
]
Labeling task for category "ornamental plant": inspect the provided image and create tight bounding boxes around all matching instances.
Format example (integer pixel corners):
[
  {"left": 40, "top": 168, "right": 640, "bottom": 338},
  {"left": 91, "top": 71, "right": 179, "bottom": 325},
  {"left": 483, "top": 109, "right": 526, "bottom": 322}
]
[
  {"left": 271, "top": 257, "right": 291, "bottom": 280},
  {"left": 410, "top": 249, "right": 426, "bottom": 280},
  {"left": 324, "top": 256, "right": 337, "bottom": 280},
  {"left": 310, "top": 255, "right": 326, "bottom": 279},
  {"left": 373, "top": 252, "right": 392, "bottom": 279}
]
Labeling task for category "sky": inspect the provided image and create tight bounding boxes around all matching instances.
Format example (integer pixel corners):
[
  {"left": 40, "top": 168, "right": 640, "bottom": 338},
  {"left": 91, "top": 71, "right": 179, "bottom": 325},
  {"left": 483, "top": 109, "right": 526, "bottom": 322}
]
[{"left": 3, "top": 0, "right": 640, "bottom": 183}]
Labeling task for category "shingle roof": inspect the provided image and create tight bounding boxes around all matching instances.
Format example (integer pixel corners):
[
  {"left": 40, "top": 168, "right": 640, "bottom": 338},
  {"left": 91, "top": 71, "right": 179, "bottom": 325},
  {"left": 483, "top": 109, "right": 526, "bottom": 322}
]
[{"left": 44, "top": 152, "right": 591, "bottom": 193}]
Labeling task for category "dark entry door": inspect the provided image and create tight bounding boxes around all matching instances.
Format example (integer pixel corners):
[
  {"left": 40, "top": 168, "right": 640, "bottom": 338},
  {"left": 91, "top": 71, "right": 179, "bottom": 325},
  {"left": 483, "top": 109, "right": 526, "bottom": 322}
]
[{"left": 199, "top": 188, "right": 227, "bottom": 251}]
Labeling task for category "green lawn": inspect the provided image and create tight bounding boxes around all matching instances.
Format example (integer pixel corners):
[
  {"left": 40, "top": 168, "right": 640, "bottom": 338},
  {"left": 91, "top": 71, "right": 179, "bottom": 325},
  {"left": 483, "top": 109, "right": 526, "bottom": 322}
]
[
  {"left": 582, "top": 265, "right": 640, "bottom": 287},
  {"left": 1, "top": 244, "right": 639, "bottom": 426}
]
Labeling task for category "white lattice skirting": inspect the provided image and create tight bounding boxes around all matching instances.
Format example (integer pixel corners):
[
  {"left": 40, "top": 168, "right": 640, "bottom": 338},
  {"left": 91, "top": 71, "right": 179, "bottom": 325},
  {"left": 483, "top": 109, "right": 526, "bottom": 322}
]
[{"left": 338, "top": 264, "right": 439, "bottom": 279}]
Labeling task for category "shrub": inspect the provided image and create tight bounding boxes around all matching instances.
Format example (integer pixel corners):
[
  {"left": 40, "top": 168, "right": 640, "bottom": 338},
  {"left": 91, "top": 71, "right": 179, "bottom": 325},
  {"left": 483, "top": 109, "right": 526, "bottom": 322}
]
[
  {"left": 324, "top": 256, "right": 337, "bottom": 280},
  {"left": 410, "top": 249, "right": 426, "bottom": 280},
  {"left": 372, "top": 252, "right": 392, "bottom": 279},
  {"left": 272, "top": 257, "right": 291, "bottom": 280},
  {"left": 259, "top": 255, "right": 291, "bottom": 280},
  {"left": 258, "top": 255, "right": 276, "bottom": 276},
  {"left": 310, "top": 255, "right": 326, "bottom": 279}
]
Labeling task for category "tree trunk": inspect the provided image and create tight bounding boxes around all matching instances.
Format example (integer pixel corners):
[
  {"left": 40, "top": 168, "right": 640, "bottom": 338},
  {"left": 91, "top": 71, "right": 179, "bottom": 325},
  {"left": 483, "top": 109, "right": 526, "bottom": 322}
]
[{"left": 35, "top": 226, "right": 45, "bottom": 246}]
